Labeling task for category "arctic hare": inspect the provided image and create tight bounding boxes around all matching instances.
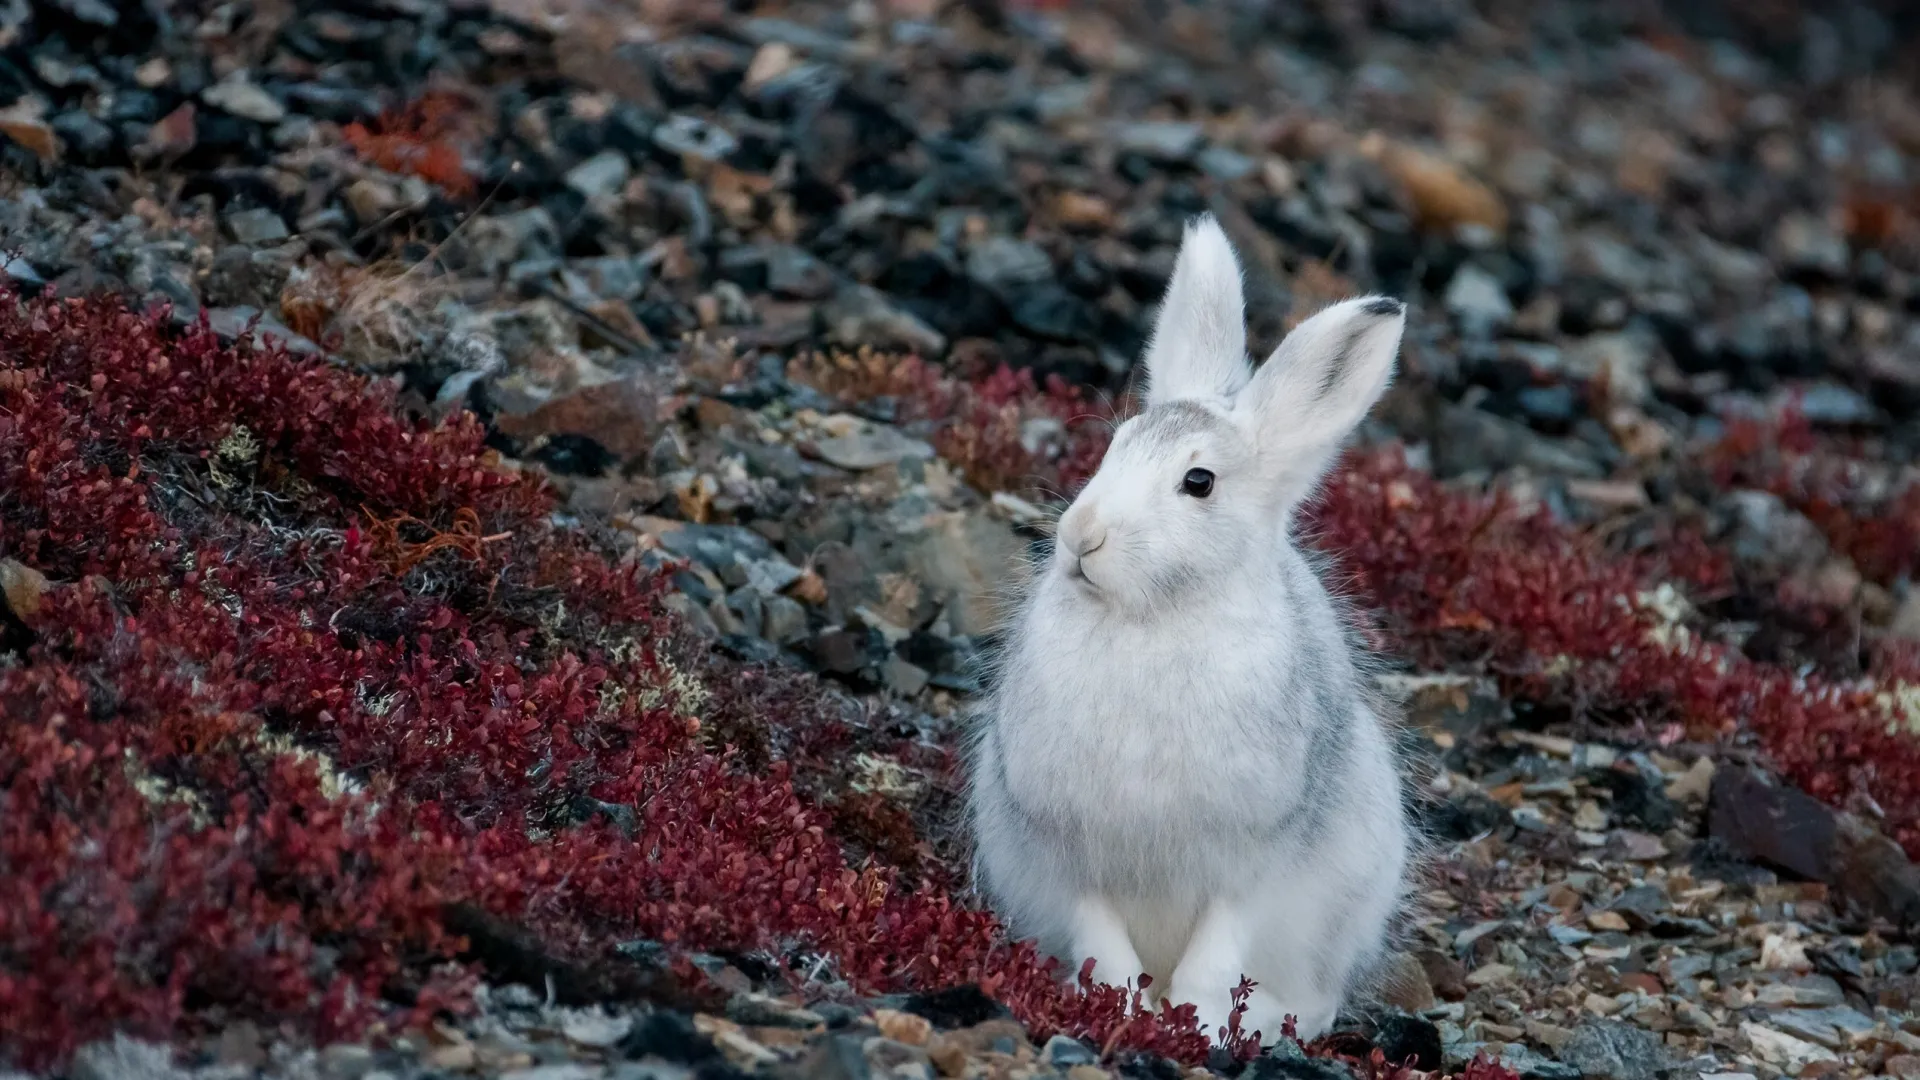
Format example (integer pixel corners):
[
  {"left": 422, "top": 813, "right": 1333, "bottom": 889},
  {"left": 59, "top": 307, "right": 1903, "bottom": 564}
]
[{"left": 967, "top": 214, "right": 1413, "bottom": 1042}]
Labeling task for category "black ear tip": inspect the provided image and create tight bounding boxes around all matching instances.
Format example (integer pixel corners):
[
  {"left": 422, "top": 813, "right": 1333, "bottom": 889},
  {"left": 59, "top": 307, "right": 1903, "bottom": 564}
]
[{"left": 1360, "top": 296, "right": 1405, "bottom": 318}]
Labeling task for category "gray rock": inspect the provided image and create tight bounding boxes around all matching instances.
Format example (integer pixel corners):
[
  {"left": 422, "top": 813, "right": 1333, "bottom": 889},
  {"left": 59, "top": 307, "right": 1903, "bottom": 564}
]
[
  {"left": 1766, "top": 1006, "right": 1875, "bottom": 1050},
  {"left": 203, "top": 77, "right": 286, "bottom": 123},
  {"left": 965, "top": 236, "right": 1054, "bottom": 292},
  {"left": 570, "top": 255, "right": 647, "bottom": 301},
  {"left": 809, "top": 419, "right": 936, "bottom": 471},
  {"left": 1772, "top": 213, "right": 1850, "bottom": 279},
  {"left": 51, "top": 0, "right": 116, "bottom": 25},
  {"left": 901, "top": 510, "right": 1022, "bottom": 636},
  {"left": 765, "top": 245, "right": 838, "bottom": 300},
  {"left": 763, "top": 595, "right": 810, "bottom": 646},
  {"left": 647, "top": 519, "right": 778, "bottom": 569},
  {"left": 52, "top": 109, "right": 113, "bottom": 158},
  {"left": 1565, "top": 332, "right": 1652, "bottom": 404},
  {"left": 1443, "top": 266, "right": 1514, "bottom": 337},
  {"left": 794, "top": 1036, "right": 870, "bottom": 1080},
  {"left": 70, "top": 1035, "right": 190, "bottom": 1080},
  {"left": 499, "top": 1066, "right": 606, "bottom": 1080},
  {"left": 1112, "top": 120, "right": 1204, "bottom": 163},
  {"left": 566, "top": 151, "right": 631, "bottom": 200},
  {"left": 1481, "top": 1044, "right": 1582, "bottom": 1080},
  {"left": 225, "top": 207, "right": 289, "bottom": 246},
  {"left": 1043, "top": 1034, "right": 1099, "bottom": 1068},
  {"left": 744, "top": 556, "right": 805, "bottom": 595},
  {"left": 1433, "top": 405, "right": 1605, "bottom": 479},
  {"left": 739, "top": 16, "right": 854, "bottom": 58},
  {"left": 0, "top": 252, "right": 43, "bottom": 286},
  {"left": 653, "top": 114, "right": 739, "bottom": 162},
  {"left": 320, "top": 1044, "right": 378, "bottom": 1080},
  {"left": 882, "top": 654, "right": 930, "bottom": 697},
  {"left": 1718, "top": 491, "right": 1830, "bottom": 571},
  {"left": 822, "top": 285, "right": 947, "bottom": 356},
  {"left": 1794, "top": 383, "right": 1877, "bottom": 426},
  {"left": 1559, "top": 1020, "right": 1671, "bottom": 1080},
  {"left": 726, "top": 589, "right": 766, "bottom": 638},
  {"left": 1198, "top": 146, "right": 1258, "bottom": 181}
]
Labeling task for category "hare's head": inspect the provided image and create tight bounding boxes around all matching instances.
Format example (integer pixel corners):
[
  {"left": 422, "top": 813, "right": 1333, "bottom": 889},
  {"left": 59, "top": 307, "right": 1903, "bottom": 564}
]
[{"left": 1053, "top": 215, "right": 1405, "bottom": 615}]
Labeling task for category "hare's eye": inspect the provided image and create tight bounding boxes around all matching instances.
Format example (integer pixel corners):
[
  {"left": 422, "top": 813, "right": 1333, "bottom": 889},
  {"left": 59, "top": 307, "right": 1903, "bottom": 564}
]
[{"left": 1181, "top": 468, "right": 1215, "bottom": 498}]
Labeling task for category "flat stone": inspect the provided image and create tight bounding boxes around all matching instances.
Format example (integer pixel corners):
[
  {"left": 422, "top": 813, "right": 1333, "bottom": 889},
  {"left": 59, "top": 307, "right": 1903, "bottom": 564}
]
[
  {"left": 566, "top": 151, "right": 631, "bottom": 200},
  {"left": 1741, "top": 1021, "right": 1839, "bottom": 1073},
  {"left": 203, "top": 77, "right": 286, "bottom": 122},
  {"left": 1558, "top": 1020, "right": 1670, "bottom": 1080},
  {"left": 806, "top": 417, "right": 936, "bottom": 471},
  {"left": 225, "top": 207, "right": 289, "bottom": 245},
  {"left": 1765, "top": 1006, "right": 1875, "bottom": 1050},
  {"left": 1111, "top": 120, "right": 1204, "bottom": 162}
]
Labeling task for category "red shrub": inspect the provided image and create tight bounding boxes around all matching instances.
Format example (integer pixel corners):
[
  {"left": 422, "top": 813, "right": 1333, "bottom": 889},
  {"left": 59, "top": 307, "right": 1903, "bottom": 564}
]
[
  {"left": 1701, "top": 409, "right": 1920, "bottom": 585},
  {"left": 342, "top": 92, "right": 479, "bottom": 199}
]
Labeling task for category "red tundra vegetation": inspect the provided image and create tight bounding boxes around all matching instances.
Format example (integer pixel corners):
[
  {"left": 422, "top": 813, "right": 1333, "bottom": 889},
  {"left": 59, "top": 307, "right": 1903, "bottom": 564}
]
[{"left": 342, "top": 91, "right": 480, "bottom": 199}]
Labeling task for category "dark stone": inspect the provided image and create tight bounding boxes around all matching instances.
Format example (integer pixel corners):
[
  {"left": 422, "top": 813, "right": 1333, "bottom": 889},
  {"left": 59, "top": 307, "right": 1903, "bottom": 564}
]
[
  {"left": 1244, "top": 1052, "right": 1354, "bottom": 1080},
  {"left": 1607, "top": 884, "right": 1670, "bottom": 931},
  {"left": 1372, "top": 1013, "right": 1443, "bottom": 1071},
  {"left": 1044, "top": 1035, "right": 1100, "bottom": 1068},
  {"left": 530, "top": 433, "right": 618, "bottom": 476},
  {"left": 1416, "top": 791, "right": 1511, "bottom": 842},
  {"left": 1112, "top": 1050, "right": 1187, "bottom": 1080},
  {"left": 1516, "top": 384, "right": 1580, "bottom": 432},
  {"left": 1593, "top": 767, "right": 1677, "bottom": 832},
  {"left": 720, "top": 634, "right": 782, "bottom": 664},
  {"left": 1009, "top": 283, "right": 1102, "bottom": 344},
  {"left": 1709, "top": 765, "right": 1920, "bottom": 931},
  {"left": 51, "top": 110, "right": 115, "bottom": 162},
  {"left": 1208, "top": 1047, "right": 1247, "bottom": 1076},
  {"left": 622, "top": 1010, "right": 722, "bottom": 1063},
  {"left": 788, "top": 1035, "right": 871, "bottom": 1080},
  {"left": 901, "top": 984, "right": 1011, "bottom": 1028},
  {"left": 811, "top": 628, "right": 879, "bottom": 676},
  {"left": 1558, "top": 1021, "right": 1671, "bottom": 1080},
  {"left": 1061, "top": 250, "right": 1113, "bottom": 299}
]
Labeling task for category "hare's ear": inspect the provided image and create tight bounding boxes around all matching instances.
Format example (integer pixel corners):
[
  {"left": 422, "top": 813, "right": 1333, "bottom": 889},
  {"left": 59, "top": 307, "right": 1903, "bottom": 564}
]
[
  {"left": 1141, "top": 215, "right": 1251, "bottom": 407},
  {"left": 1236, "top": 296, "right": 1405, "bottom": 509}
]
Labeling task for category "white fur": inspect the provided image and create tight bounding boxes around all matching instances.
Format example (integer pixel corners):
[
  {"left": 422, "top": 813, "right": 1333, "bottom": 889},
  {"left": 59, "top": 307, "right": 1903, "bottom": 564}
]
[{"left": 966, "top": 214, "right": 1413, "bottom": 1044}]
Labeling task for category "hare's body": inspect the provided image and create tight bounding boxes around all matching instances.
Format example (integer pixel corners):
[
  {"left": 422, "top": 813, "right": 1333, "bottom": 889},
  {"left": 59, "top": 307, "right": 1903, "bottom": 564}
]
[
  {"left": 967, "top": 216, "right": 1414, "bottom": 1044},
  {"left": 973, "top": 547, "right": 1407, "bottom": 1037}
]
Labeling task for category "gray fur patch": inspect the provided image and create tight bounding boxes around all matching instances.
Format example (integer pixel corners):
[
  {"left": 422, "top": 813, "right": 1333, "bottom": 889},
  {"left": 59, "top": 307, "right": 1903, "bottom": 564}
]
[{"left": 1130, "top": 400, "right": 1229, "bottom": 447}]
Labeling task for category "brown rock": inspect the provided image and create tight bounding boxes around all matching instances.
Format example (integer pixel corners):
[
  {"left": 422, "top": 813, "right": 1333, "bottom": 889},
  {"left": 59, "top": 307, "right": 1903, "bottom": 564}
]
[
  {"left": 1885, "top": 1053, "right": 1920, "bottom": 1079},
  {"left": 1376, "top": 949, "right": 1436, "bottom": 1013},
  {"left": 875, "top": 1008, "right": 932, "bottom": 1047},
  {"left": 0, "top": 558, "right": 47, "bottom": 619},
  {"left": 0, "top": 100, "right": 58, "bottom": 161},
  {"left": 491, "top": 376, "right": 665, "bottom": 464},
  {"left": 1419, "top": 948, "right": 1471, "bottom": 1001},
  {"left": 926, "top": 1036, "right": 969, "bottom": 1077},
  {"left": 1358, "top": 132, "right": 1509, "bottom": 234},
  {"left": 1709, "top": 766, "right": 1920, "bottom": 930}
]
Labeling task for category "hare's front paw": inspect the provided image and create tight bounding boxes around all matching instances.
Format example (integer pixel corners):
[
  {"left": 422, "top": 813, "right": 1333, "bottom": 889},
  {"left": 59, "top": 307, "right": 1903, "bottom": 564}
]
[{"left": 1069, "top": 894, "right": 1146, "bottom": 991}]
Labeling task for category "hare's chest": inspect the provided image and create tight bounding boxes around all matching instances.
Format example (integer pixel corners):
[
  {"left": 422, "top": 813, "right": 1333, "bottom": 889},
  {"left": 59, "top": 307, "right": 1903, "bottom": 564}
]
[{"left": 993, "top": 649, "right": 1291, "bottom": 833}]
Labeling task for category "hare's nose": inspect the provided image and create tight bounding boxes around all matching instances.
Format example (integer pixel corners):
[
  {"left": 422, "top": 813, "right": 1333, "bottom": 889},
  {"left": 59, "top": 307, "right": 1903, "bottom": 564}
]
[{"left": 1072, "top": 527, "right": 1108, "bottom": 558}]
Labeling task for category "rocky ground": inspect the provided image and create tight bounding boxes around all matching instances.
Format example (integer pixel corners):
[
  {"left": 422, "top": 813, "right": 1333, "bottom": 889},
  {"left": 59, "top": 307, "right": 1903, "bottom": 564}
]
[{"left": 10, "top": 0, "right": 1920, "bottom": 1078}]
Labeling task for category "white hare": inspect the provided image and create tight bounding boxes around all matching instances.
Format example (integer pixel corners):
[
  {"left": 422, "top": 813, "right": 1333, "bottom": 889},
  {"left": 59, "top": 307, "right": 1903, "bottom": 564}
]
[{"left": 966, "top": 214, "right": 1414, "bottom": 1044}]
